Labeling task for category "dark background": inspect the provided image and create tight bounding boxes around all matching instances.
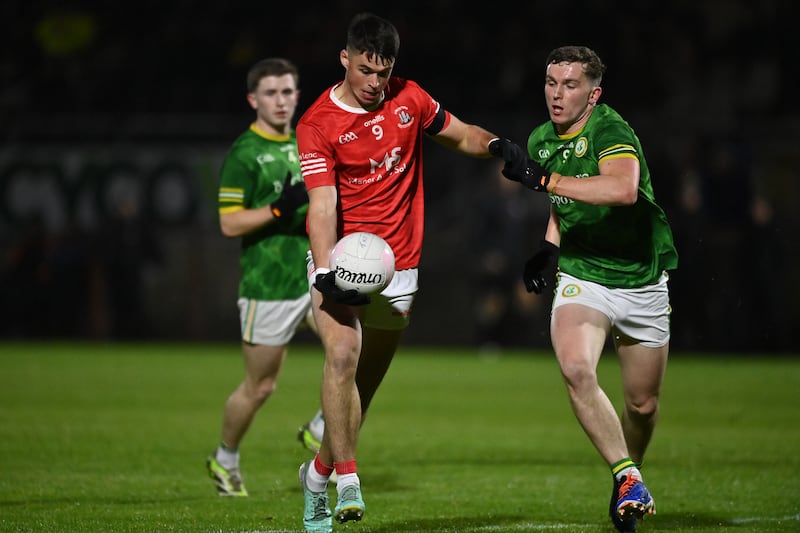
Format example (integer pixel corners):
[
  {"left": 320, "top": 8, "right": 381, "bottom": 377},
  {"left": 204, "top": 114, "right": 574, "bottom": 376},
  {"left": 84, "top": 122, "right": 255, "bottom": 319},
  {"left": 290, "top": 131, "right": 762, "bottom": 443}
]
[{"left": 1, "top": 1, "right": 797, "bottom": 352}]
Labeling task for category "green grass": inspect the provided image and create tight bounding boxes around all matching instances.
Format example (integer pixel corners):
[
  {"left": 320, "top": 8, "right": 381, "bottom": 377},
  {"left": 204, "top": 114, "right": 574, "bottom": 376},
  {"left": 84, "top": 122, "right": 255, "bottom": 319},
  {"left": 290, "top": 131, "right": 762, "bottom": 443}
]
[{"left": 1, "top": 342, "right": 799, "bottom": 532}]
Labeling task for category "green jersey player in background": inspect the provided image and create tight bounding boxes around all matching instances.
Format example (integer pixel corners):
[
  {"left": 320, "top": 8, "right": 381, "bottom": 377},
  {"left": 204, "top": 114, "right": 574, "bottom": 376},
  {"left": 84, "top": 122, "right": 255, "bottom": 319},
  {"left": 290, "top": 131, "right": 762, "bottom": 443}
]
[
  {"left": 490, "top": 46, "right": 677, "bottom": 532},
  {"left": 207, "top": 58, "right": 325, "bottom": 497}
]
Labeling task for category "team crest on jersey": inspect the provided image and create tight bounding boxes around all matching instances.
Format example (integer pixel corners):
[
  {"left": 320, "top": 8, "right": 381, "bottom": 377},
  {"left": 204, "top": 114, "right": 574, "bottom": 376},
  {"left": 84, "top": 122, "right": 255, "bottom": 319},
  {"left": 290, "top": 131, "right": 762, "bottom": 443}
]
[
  {"left": 574, "top": 137, "right": 588, "bottom": 158},
  {"left": 561, "top": 284, "right": 581, "bottom": 298},
  {"left": 395, "top": 106, "right": 415, "bottom": 129}
]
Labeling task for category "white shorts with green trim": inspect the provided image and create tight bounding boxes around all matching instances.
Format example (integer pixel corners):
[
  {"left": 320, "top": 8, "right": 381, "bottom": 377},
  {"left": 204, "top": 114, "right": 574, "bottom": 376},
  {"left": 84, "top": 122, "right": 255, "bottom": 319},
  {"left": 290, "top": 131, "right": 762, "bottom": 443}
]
[
  {"left": 552, "top": 271, "right": 671, "bottom": 347},
  {"left": 237, "top": 293, "right": 311, "bottom": 345}
]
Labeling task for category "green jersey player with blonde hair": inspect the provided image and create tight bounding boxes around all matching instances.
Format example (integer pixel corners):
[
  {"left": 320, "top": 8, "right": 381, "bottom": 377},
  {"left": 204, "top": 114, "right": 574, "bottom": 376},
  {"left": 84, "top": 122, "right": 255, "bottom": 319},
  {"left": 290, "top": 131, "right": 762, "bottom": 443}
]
[{"left": 491, "top": 45, "right": 677, "bottom": 533}]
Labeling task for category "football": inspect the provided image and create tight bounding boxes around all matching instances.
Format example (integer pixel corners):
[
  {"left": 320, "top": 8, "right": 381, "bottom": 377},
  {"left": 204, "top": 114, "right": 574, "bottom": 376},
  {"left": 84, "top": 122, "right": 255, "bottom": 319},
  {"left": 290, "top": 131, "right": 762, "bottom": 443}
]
[{"left": 330, "top": 232, "right": 395, "bottom": 295}]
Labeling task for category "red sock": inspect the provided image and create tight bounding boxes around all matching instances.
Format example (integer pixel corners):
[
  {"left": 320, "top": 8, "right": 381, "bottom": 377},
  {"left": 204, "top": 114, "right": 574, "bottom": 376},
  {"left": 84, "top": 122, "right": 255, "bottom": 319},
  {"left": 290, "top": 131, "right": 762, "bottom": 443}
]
[
  {"left": 334, "top": 460, "right": 357, "bottom": 475},
  {"left": 314, "top": 455, "right": 334, "bottom": 477}
]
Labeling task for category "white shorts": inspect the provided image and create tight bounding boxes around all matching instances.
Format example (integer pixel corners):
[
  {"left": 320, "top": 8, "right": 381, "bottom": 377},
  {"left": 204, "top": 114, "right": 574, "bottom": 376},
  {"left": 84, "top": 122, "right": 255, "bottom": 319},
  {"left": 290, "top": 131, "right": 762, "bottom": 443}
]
[
  {"left": 552, "top": 271, "right": 671, "bottom": 347},
  {"left": 237, "top": 293, "right": 311, "bottom": 345},
  {"left": 307, "top": 251, "right": 417, "bottom": 331}
]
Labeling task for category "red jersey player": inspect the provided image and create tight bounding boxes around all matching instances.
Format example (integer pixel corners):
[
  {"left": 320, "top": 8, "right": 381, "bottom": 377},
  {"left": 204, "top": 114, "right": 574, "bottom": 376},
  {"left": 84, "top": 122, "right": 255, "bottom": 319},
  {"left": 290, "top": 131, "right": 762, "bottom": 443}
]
[
  {"left": 295, "top": 12, "right": 525, "bottom": 533},
  {"left": 300, "top": 75, "right": 433, "bottom": 271}
]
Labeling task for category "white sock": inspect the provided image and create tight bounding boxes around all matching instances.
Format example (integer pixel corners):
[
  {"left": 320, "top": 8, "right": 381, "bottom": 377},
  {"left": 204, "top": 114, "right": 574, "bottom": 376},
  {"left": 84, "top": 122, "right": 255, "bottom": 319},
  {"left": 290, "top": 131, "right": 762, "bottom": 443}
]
[
  {"left": 216, "top": 445, "right": 239, "bottom": 471},
  {"left": 336, "top": 473, "right": 360, "bottom": 492},
  {"left": 306, "top": 461, "right": 330, "bottom": 492},
  {"left": 308, "top": 409, "right": 325, "bottom": 442}
]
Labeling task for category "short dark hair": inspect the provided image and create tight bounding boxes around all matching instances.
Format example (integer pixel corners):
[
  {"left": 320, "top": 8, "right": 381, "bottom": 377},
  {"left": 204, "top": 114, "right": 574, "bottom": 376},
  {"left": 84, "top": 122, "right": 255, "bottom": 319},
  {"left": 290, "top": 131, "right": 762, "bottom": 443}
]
[
  {"left": 246, "top": 58, "right": 299, "bottom": 93},
  {"left": 346, "top": 12, "right": 400, "bottom": 65},
  {"left": 546, "top": 46, "right": 606, "bottom": 84}
]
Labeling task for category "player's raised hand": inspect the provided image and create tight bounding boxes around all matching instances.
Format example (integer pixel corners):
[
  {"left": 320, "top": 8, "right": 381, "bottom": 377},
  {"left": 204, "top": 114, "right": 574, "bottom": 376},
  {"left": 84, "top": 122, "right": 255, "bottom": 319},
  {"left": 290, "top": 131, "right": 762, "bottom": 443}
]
[
  {"left": 523, "top": 240, "right": 559, "bottom": 294},
  {"left": 314, "top": 269, "right": 371, "bottom": 306},
  {"left": 271, "top": 172, "right": 308, "bottom": 218}
]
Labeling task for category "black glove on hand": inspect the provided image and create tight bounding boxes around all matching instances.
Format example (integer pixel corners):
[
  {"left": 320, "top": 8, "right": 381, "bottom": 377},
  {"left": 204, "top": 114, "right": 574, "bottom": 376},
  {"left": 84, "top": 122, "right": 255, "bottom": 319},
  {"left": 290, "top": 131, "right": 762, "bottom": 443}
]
[
  {"left": 314, "top": 270, "right": 371, "bottom": 306},
  {"left": 523, "top": 240, "right": 559, "bottom": 294},
  {"left": 488, "top": 137, "right": 528, "bottom": 178},
  {"left": 488, "top": 138, "right": 551, "bottom": 192},
  {"left": 517, "top": 159, "right": 551, "bottom": 192},
  {"left": 271, "top": 172, "right": 308, "bottom": 218}
]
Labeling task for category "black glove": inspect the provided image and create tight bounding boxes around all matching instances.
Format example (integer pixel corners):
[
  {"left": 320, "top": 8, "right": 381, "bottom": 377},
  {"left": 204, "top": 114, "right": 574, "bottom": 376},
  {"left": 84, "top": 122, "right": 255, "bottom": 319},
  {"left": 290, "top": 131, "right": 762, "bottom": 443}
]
[
  {"left": 488, "top": 138, "right": 551, "bottom": 192},
  {"left": 314, "top": 270, "right": 371, "bottom": 306},
  {"left": 270, "top": 172, "right": 308, "bottom": 218},
  {"left": 523, "top": 240, "right": 559, "bottom": 294},
  {"left": 488, "top": 137, "right": 528, "bottom": 178}
]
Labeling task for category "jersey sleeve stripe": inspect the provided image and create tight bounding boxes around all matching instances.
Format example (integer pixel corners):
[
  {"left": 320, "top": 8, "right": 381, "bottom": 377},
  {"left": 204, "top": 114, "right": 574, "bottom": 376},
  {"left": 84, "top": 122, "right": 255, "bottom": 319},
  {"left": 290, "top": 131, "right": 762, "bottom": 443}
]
[
  {"left": 300, "top": 158, "right": 327, "bottom": 169},
  {"left": 300, "top": 158, "right": 328, "bottom": 177},
  {"left": 598, "top": 144, "right": 636, "bottom": 158},
  {"left": 598, "top": 152, "right": 638, "bottom": 164},
  {"left": 219, "top": 189, "right": 244, "bottom": 202},
  {"left": 301, "top": 167, "right": 327, "bottom": 177}
]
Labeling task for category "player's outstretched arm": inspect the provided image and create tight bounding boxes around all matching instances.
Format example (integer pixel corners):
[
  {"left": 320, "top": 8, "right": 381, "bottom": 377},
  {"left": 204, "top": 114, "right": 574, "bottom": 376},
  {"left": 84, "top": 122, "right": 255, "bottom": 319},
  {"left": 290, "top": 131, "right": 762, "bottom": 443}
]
[{"left": 431, "top": 113, "right": 497, "bottom": 157}]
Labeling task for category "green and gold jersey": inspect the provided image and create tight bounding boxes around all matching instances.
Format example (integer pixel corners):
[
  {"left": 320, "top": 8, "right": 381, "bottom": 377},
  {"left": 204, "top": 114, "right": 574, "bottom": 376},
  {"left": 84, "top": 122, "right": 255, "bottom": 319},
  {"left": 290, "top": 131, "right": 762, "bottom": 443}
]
[
  {"left": 527, "top": 104, "right": 678, "bottom": 288},
  {"left": 218, "top": 124, "right": 309, "bottom": 300}
]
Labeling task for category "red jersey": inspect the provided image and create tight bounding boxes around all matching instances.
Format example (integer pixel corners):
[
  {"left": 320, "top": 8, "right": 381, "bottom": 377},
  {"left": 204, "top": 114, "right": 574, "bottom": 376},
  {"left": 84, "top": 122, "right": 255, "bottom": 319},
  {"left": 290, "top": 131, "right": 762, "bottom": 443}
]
[{"left": 297, "top": 77, "right": 448, "bottom": 270}]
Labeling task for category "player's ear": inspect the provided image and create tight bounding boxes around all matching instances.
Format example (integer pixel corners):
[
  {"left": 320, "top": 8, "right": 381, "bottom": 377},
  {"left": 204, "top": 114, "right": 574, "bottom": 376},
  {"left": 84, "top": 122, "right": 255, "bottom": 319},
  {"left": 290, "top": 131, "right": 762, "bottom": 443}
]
[
  {"left": 246, "top": 92, "right": 257, "bottom": 110},
  {"left": 588, "top": 86, "right": 602, "bottom": 105},
  {"left": 339, "top": 49, "right": 349, "bottom": 69}
]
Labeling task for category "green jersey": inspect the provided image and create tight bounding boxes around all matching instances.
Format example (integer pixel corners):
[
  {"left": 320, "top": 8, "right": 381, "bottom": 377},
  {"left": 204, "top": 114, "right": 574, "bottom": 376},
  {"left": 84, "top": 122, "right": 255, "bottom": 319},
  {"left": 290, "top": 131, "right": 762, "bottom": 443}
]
[
  {"left": 527, "top": 104, "right": 678, "bottom": 288},
  {"left": 218, "top": 124, "right": 309, "bottom": 300}
]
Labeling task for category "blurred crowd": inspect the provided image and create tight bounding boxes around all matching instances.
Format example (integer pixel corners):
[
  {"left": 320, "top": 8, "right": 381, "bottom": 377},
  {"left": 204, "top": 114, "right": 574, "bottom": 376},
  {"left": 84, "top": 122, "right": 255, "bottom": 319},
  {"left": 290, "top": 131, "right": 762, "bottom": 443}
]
[{"left": 1, "top": 1, "right": 796, "bottom": 352}]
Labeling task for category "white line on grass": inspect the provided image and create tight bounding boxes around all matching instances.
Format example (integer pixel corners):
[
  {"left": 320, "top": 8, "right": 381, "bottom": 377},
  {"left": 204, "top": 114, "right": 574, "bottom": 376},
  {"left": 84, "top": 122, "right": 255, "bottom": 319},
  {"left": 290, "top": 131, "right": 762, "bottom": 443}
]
[{"left": 731, "top": 513, "right": 800, "bottom": 524}]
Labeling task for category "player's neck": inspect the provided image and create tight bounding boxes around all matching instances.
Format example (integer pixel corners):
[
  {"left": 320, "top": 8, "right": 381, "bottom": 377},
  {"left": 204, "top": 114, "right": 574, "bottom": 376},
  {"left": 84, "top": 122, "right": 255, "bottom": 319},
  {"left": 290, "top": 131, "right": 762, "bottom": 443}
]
[{"left": 253, "top": 119, "right": 290, "bottom": 138}]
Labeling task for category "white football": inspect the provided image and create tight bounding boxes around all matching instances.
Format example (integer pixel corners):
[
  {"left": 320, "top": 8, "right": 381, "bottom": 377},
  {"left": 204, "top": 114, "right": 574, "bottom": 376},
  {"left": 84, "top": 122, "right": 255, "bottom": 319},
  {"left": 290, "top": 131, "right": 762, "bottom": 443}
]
[{"left": 330, "top": 232, "right": 395, "bottom": 295}]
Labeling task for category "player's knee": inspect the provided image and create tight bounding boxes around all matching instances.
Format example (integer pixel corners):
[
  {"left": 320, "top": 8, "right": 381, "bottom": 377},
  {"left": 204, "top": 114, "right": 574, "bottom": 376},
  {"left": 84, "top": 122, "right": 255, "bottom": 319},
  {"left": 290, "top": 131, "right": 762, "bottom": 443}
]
[
  {"left": 325, "top": 346, "right": 359, "bottom": 377},
  {"left": 248, "top": 378, "right": 278, "bottom": 404},
  {"left": 627, "top": 395, "right": 659, "bottom": 419},
  {"left": 559, "top": 359, "right": 598, "bottom": 390}
]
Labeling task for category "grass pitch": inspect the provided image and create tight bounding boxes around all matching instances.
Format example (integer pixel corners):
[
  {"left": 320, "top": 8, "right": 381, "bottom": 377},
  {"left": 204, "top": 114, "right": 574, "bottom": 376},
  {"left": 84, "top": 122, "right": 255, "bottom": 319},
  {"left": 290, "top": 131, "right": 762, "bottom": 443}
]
[{"left": 0, "top": 342, "right": 798, "bottom": 532}]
